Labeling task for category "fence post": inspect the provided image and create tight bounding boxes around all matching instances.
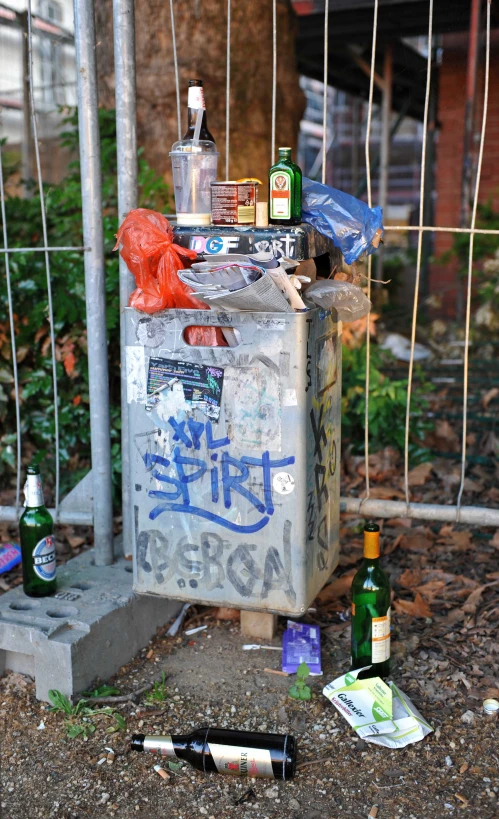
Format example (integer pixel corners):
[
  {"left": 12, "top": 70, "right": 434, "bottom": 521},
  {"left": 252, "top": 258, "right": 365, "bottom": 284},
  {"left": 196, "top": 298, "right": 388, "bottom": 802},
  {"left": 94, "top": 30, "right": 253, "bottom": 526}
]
[
  {"left": 73, "top": 0, "right": 114, "bottom": 565},
  {"left": 113, "top": 0, "right": 138, "bottom": 557}
]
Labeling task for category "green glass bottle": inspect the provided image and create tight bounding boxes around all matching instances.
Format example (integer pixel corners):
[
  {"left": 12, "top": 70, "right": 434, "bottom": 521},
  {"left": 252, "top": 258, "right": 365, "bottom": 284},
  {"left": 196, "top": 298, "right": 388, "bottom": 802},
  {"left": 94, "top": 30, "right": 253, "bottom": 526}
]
[
  {"left": 19, "top": 465, "right": 56, "bottom": 598},
  {"left": 350, "top": 522, "right": 390, "bottom": 679},
  {"left": 268, "top": 147, "right": 302, "bottom": 226}
]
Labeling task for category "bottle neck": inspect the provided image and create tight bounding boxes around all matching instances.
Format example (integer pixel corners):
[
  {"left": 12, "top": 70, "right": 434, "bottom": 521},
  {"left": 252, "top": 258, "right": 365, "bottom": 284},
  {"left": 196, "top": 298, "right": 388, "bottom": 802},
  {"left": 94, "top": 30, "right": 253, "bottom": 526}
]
[
  {"left": 363, "top": 530, "right": 380, "bottom": 560},
  {"left": 187, "top": 85, "right": 207, "bottom": 128},
  {"left": 24, "top": 473, "right": 45, "bottom": 508},
  {"left": 140, "top": 734, "right": 188, "bottom": 758}
]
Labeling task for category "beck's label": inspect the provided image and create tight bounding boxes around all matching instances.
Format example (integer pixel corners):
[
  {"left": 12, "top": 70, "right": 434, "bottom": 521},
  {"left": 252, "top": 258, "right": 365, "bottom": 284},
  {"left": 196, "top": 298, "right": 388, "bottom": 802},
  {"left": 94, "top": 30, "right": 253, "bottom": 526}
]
[
  {"left": 32, "top": 535, "right": 56, "bottom": 582},
  {"left": 270, "top": 172, "right": 291, "bottom": 219},
  {"left": 208, "top": 743, "right": 274, "bottom": 778},
  {"left": 371, "top": 609, "right": 391, "bottom": 663}
]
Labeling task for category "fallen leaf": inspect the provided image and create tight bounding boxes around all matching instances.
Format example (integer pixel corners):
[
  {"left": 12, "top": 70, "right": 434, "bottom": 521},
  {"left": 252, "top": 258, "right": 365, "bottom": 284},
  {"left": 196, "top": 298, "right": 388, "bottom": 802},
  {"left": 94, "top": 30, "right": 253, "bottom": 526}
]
[
  {"left": 447, "top": 531, "right": 472, "bottom": 552},
  {"left": 482, "top": 387, "right": 499, "bottom": 410},
  {"left": 64, "top": 352, "right": 76, "bottom": 376},
  {"left": 393, "top": 592, "right": 432, "bottom": 619},
  {"left": 316, "top": 570, "right": 356, "bottom": 604},
  {"left": 386, "top": 517, "right": 412, "bottom": 528},
  {"left": 384, "top": 533, "right": 404, "bottom": 555},
  {"left": 462, "top": 585, "right": 487, "bottom": 614},
  {"left": 357, "top": 447, "right": 400, "bottom": 482},
  {"left": 66, "top": 535, "right": 86, "bottom": 549},
  {"left": 398, "top": 568, "right": 423, "bottom": 589},
  {"left": 215, "top": 607, "right": 240, "bottom": 621},
  {"left": 491, "top": 530, "right": 499, "bottom": 550},
  {"left": 360, "top": 485, "right": 406, "bottom": 500},
  {"left": 414, "top": 580, "right": 447, "bottom": 601},
  {"left": 407, "top": 462, "right": 433, "bottom": 486},
  {"left": 399, "top": 532, "right": 433, "bottom": 553}
]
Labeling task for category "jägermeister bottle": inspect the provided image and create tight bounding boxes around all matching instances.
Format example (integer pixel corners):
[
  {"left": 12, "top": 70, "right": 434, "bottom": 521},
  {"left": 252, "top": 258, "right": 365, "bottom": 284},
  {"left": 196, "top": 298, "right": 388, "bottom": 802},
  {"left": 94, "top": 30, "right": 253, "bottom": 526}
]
[
  {"left": 269, "top": 147, "right": 302, "bottom": 226},
  {"left": 350, "top": 522, "right": 390, "bottom": 679},
  {"left": 19, "top": 465, "right": 56, "bottom": 597},
  {"left": 131, "top": 727, "right": 296, "bottom": 780}
]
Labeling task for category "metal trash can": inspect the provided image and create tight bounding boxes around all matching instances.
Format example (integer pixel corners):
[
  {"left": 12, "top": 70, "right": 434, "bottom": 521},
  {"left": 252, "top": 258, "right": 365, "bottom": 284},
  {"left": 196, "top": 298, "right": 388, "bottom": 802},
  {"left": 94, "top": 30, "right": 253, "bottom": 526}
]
[{"left": 125, "top": 305, "right": 341, "bottom": 615}]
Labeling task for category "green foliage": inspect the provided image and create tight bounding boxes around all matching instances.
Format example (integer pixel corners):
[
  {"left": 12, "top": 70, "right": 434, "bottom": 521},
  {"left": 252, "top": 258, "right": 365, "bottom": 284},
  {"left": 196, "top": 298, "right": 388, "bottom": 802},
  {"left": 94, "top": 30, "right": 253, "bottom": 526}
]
[
  {"left": 0, "top": 109, "right": 171, "bottom": 501},
  {"left": 144, "top": 671, "right": 168, "bottom": 704},
  {"left": 341, "top": 341, "right": 432, "bottom": 463},
  {"left": 82, "top": 684, "right": 121, "bottom": 698},
  {"left": 288, "top": 661, "right": 312, "bottom": 701},
  {"left": 48, "top": 687, "right": 126, "bottom": 739}
]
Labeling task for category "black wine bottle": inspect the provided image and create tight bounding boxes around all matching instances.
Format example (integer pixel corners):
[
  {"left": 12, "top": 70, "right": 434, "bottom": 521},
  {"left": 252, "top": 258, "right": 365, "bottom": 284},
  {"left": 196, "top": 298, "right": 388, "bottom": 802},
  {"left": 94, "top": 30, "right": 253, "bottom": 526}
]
[{"left": 131, "top": 727, "right": 296, "bottom": 780}]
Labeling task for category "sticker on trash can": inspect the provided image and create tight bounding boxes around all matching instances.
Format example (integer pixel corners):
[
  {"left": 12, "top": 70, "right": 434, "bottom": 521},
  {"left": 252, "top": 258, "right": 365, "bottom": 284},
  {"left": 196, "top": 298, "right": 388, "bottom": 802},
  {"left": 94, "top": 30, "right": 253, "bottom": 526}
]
[
  {"left": 147, "top": 358, "right": 224, "bottom": 421},
  {"left": 273, "top": 472, "right": 295, "bottom": 495}
]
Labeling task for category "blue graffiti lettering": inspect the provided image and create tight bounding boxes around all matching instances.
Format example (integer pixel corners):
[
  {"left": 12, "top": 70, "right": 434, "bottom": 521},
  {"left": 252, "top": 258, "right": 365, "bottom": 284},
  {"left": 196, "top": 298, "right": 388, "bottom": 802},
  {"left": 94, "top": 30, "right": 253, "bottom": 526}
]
[{"left": 145, "top": 421, "right": 295, "bottom": 533}]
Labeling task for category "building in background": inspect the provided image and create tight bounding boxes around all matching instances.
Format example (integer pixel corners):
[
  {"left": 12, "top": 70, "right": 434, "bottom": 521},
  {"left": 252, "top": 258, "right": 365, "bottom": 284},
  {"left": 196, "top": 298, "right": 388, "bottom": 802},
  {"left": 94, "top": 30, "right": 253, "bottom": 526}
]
[{"left": 0, "top": 0, "right": 76, "bottom": 187}]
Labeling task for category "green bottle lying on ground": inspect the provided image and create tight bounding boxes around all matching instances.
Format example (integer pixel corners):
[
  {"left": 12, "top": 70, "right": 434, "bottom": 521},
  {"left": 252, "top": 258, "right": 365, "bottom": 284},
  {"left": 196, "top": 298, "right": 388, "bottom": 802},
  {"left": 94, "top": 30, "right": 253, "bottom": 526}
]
[
  {"left": 350, "top": 521, "right": 391, "bottom": 679},
  {"left": 19, "top": 464, "right": 56, "bottom": 597}
]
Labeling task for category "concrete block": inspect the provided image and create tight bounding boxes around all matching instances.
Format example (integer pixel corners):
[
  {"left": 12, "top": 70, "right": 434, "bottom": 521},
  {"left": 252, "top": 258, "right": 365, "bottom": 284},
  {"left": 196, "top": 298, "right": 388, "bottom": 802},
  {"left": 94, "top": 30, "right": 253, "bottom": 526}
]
[
  {"left": 0, "top": 549, "right": 181, "bottom": 702},
  {"left": 240, "top": 610, "right": 278, "bottom": 641}
]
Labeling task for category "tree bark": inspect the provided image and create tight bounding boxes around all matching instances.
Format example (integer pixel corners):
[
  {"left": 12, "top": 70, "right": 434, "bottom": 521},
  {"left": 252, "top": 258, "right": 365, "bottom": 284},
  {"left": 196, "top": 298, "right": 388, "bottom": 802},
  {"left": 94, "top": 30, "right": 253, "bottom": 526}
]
[{"left": 95, "top": 0, "right": 304, "bottom": 193}]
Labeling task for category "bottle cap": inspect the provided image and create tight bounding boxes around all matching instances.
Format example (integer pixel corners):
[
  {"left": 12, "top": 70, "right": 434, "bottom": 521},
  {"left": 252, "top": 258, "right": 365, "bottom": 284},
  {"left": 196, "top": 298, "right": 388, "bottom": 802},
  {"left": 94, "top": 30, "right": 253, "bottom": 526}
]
[
  {"left": 27, "top": 464, "right": 40, "bottom": 475},
  {"left": 483, "top": 698, "right": 499, "bottom": 715}
]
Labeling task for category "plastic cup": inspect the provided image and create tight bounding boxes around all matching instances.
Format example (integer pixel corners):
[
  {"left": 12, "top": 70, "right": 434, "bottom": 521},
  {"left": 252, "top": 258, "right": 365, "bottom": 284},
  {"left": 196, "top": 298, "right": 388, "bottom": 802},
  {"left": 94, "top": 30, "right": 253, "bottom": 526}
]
[{"left": 170, "top": 139, "right": 219, "bottom": 226}]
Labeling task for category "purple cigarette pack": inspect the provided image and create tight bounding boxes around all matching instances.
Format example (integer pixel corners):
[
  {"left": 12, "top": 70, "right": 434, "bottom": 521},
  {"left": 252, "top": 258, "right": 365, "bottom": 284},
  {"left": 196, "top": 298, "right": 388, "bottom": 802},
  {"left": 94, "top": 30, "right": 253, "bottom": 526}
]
[
  {"left": 282, "top": 620, "right": 322, "bottom": 675},
  {"left": 0, "top": 543, "right": 22, "bottom": 574}
]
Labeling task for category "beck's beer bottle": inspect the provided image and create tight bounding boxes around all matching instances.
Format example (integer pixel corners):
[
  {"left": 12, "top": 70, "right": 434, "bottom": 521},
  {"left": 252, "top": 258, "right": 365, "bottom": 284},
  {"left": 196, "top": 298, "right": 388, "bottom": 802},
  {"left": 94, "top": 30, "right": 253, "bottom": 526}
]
[
  {"left": 131, "top": 727, "right": 296, "bottom": 780},
  {"left": 19, "top": 465, "right": 56, "bottom": 597},
  {"left": 182, "top": 79, "right": 215, "bottom": 143}
]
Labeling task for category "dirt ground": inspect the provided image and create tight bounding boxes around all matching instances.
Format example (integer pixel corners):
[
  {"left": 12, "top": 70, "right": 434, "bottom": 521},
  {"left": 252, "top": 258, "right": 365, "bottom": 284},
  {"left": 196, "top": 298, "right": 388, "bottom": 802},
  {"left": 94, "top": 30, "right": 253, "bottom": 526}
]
[{"left": 1, "top": 516, "right": 498, "bottom": 819}]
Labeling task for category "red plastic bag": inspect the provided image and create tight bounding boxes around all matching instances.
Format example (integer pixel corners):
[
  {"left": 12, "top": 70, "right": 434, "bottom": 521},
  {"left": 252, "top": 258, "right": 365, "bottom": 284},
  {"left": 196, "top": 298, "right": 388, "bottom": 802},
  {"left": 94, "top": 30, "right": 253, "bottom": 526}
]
[{"left": 114, "top": 208, "right": 226, "bottom": 346}]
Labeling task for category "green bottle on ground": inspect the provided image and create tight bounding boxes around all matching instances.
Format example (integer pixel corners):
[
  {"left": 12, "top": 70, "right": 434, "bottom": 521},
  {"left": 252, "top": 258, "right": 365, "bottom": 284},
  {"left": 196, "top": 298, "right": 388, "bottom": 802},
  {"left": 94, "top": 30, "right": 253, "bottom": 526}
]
[
  {"left": 19, "top": 465, "right": 56, "bottom": 598},
  {"left": 268, "top": 147, "right": 302, "bottom": 226},
  {"left": 350, "top": 521, "right": 391, "bottom": 679}
]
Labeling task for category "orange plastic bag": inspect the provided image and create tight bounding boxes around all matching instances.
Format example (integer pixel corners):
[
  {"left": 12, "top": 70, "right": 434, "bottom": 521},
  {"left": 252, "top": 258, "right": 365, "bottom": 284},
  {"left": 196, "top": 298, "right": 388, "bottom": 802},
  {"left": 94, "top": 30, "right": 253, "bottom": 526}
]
[{"left": 114, "top": 209, "right": 227, "bottom": 346}]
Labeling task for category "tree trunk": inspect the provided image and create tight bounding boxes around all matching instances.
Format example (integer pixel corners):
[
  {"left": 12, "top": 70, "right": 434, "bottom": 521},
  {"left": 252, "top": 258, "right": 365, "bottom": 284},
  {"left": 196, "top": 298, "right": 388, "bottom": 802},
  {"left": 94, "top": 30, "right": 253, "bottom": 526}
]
[{"left": 95, "top": 0, "right": 304, "bottom": 194}]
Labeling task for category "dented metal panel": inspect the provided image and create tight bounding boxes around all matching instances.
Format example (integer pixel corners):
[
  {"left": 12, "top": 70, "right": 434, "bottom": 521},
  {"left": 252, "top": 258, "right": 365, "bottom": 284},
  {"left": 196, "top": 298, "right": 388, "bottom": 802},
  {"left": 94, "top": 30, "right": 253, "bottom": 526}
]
[{"left": 125, "top": 306, "right": 341, "bottom": 615}]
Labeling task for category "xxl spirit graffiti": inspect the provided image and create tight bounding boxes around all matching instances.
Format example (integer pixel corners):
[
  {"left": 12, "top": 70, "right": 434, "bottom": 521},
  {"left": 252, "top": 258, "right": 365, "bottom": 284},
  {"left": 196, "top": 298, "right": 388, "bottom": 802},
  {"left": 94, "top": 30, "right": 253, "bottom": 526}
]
[{"left": 141, "top": 419, "right": 296, "bottom": 535}]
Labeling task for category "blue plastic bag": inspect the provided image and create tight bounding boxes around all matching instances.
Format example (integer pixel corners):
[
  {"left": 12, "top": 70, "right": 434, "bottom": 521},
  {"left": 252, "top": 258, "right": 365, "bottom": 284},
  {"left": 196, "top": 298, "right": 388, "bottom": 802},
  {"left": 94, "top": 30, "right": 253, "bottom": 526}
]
[{"left": 302, "top": 177, "right": 384, "bottom": 265}]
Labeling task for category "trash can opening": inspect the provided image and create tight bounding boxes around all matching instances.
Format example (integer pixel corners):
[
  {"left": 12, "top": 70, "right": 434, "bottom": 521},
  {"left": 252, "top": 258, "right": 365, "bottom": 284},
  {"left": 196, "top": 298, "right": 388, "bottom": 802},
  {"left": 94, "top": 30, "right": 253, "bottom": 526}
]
[{"left": 183, "top": 327, "right": 242, "bottom": 347}]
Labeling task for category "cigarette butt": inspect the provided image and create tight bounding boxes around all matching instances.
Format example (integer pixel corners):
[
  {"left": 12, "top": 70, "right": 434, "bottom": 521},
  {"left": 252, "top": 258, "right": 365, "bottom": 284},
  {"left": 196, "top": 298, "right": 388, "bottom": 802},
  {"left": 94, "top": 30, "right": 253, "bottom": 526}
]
[
  {"left": 97, "top": 757, "right": 107, "bottom": 766},
  {"left": 459, "top": 762, "right": 468, "bottom": 774},
  {"left": 146, "top": 648, "right": 154, "bottom": 659},
  {"left": 368, "top": 807, "right": 378, "bottom": 818},
  {"left": 107, "top": 750, "right": 115, "bottom": 764},
  {"left": 154, "top": 765, "right": 170, "bottom": 781},
  {"left": 263, "top": 668, "right": 289, "bottom": 677},
  {"left": 455, "top": 794, "right": 468, "bottom": 805}
]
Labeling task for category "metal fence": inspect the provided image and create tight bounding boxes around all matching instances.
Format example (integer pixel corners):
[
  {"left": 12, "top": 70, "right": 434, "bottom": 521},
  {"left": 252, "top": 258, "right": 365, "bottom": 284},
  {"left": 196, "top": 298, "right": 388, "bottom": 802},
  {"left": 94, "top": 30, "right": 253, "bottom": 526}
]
[
  {"left": 1, "top": 0, "right": 498, "bottom": 569},
  {"left": 0, "top": 0, "right": 113, "bottom": 565}
]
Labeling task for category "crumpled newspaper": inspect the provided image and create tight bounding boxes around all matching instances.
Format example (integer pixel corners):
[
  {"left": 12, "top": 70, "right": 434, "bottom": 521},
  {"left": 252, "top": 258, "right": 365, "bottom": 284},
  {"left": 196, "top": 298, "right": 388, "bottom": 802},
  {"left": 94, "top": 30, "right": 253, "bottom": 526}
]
[{"left": 323, "top": 667, "right": 433, "bottom": 749}]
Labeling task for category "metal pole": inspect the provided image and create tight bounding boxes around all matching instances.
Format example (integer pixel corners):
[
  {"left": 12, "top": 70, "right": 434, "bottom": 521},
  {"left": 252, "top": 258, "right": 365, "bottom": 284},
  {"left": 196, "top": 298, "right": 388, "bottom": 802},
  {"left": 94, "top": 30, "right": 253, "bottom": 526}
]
[
  {"left": 340, "top": 497, "right": 499, "bottom": 527},
  {"left": 21, "top": 11, "right": 32, "bottom": 198},
  {"left": 377, "top": 44, "right": 392, "bottom": 283},
  {"left": 458, "top": 0, "right": 481, "bottom": 319},
  {"left": 73, "top": 0, "right": 114, "bottom": 565},
  {"left": 113, "top": 0, "right": 138, "bottom": 558}
]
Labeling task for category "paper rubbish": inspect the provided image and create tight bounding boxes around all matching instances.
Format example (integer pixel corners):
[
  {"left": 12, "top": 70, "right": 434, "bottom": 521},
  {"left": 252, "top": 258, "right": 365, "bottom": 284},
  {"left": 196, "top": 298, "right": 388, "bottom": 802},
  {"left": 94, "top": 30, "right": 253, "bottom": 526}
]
[{"left": 323, "top": 667, "right": 433, "bottom": 748}]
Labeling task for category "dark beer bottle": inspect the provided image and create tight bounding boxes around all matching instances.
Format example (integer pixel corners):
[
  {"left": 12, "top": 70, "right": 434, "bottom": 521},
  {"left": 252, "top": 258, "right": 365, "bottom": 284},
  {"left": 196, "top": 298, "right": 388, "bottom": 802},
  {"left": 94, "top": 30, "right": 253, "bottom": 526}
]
[
  {"left": 19, "top": 465, "right": 56, "bottom": 597},
  {"left": 269, "top": 147, "right": 302, "bottom": 226},
  {"left": 350, "top": 522, "right": 391, "bottom": 679},
  {"left": 182, "top": 79, "right": 215, "bottom": 143},
  {"left": 131, "top": 727, "right": 296, "bottom": 780}
]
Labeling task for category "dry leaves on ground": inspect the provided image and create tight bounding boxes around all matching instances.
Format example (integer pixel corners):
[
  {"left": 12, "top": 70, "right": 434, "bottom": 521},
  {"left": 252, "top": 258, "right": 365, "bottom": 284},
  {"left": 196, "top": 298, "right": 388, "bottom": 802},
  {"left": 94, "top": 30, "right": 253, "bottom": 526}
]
[
  {"left": 407, "top": 462, "right": 434, "bottom": 487},
  {"left": 393, "top": 592, "right": 432, "bottom": 619}
]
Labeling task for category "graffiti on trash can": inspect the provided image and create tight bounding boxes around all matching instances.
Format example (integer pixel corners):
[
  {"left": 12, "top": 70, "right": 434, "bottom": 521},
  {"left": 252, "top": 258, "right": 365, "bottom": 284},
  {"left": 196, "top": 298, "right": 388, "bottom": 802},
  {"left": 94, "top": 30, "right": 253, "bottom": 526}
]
[
  {"left": 135, "top": 520, "right": 296, "bottom": 605},
  {"left": 307, "top": 400, "right": 337, "bottom": 572},
  {"left": 140, "top": 419, "right": 295, "bottom": 535}
]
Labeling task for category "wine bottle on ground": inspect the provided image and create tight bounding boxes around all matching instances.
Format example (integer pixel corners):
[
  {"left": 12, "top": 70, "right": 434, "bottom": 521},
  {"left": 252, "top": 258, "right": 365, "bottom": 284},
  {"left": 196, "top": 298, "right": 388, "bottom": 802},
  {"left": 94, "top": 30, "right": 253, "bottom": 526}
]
[
  {"left": 268, "top": 147, "right": 302, "bottom": 226},
  {"left": 350, "top": 521, "right": 391, "bottom": 679},
  {"left": 131, "top": 727, "right": 296, "bottom": 780},
  {"left": 182, "top": 79, "right": 215, "bottom": 144},
  {"left": 19, "top": 464, "right": 56, "bottom": 598}
]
